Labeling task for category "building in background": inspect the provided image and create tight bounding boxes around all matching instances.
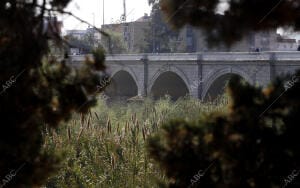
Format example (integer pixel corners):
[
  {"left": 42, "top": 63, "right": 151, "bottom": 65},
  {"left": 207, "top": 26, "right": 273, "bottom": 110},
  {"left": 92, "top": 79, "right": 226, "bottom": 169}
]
[
  {"left": 66, "top": 29, "right": 87, "bottom": 40},
  {"left": 66, "top": 27, "right": 102, "bottom": 55},
  {"left": 66, "top": 28, "right": 101, "bottom": 44},
  {"left": 102, "top": 13, "right": 150, "bottom": 53},
  {"left": 167, "top": 27, "right": 300, "bottom": 52},
  {"left": 66, "top": 14, "right": 299, "bottom": 54},
  {"left": 275, "top": 35, "right": 299, "bottom": 51},
  {"left": 174, "top": 28, "right": 281, "bottom": 52}
]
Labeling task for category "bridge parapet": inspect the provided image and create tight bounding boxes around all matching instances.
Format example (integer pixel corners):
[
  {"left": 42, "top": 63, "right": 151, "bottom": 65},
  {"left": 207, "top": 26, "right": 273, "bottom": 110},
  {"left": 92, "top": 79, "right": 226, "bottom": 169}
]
[
  {"left": 104, "top": 51, "right": 300, "bottom": 63},
  {"left": 70, "top": 51, "right": 300, "bottom": 64},
  {"left": 106, "top": 54, "right": 143, "bottom": 62},
  {"left": 202, "top": 53, "right": 270, "bottom": 62},
  {"left": 271, "top": 51, "right": 300, "bottom": 61}
]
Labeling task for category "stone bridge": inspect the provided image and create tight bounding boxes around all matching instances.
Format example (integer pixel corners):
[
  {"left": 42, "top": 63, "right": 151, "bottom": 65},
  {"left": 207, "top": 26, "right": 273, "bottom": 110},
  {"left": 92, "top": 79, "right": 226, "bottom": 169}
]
[{"left": 71, "top": 52, "right": 300, "bottom": 100}]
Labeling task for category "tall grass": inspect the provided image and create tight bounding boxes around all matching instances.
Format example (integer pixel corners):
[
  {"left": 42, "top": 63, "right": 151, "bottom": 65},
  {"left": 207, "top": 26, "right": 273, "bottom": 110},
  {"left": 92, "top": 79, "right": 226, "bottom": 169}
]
[{"left": 43, "top": 95, "right": 227, "bottom": 188}]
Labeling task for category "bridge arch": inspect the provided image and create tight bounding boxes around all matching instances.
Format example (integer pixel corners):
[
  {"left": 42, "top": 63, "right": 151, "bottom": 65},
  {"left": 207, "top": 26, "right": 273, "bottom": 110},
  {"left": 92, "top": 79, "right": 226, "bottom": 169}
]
[
  {"left": 105, "top": 68, "right": 138, "bottom": 100},
  {"left": 110, "top": 66, "right": 138, "bottom": 84},
  {"left": 202, "top": 68, "right": 253, "bottom": 101},
  {"left": 148, "top": 66, "right": 190, "bottom": 100}
]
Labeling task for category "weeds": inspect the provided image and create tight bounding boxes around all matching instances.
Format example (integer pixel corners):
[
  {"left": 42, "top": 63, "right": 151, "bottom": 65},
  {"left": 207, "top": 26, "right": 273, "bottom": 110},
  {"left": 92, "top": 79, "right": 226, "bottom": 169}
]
[{"left": 44, "top": 96, "right": 227, "bottom": 188}]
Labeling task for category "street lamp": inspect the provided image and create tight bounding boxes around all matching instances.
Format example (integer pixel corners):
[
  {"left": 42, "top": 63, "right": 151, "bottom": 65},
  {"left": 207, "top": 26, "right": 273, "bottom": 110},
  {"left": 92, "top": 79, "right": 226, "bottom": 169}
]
[{"left": 102, "top": 0, "right": 105, "bottom": 26}]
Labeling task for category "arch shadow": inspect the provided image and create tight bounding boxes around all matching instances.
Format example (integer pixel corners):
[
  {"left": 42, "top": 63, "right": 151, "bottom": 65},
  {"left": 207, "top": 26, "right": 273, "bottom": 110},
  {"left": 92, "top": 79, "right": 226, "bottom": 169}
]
[
  {"left": 149, "top": 71, "right": 190, "bottom": 100},
  {"left": 105, "top": 70, "right": 138, "bottom": 100},
  {"left": 148, "top": 65, "right": 191, "bottom": 94},
  {"left": 202, "top": 68, "right": 253, "bottom": 101}
]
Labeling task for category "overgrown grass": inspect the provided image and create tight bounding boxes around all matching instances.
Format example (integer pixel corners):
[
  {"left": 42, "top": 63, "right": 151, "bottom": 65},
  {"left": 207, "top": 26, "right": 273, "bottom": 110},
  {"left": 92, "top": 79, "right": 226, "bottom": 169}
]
[{"left": 43, "top": 95, "right": 227, "bottom": 188}]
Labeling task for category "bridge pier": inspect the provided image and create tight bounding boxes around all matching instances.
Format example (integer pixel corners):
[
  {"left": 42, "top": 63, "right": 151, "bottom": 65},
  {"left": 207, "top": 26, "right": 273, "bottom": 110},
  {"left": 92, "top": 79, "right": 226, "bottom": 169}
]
[
  {"left": 197, "top": 54, "right": 203, "bottom": 99},
  {"left": 141, "top": 54, "right": 148, "bottom": 97}
]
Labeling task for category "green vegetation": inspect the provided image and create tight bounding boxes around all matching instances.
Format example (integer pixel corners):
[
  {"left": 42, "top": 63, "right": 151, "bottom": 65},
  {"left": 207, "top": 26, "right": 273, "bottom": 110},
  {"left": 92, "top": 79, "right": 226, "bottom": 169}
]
[
  {"left": 0, "top": 1, "right": 107, "bottom": 187},
  {"left": 44, "top": 96, "right": 227, "bottom": 188},
  {"left": 1, "top": 0, "right": 299, "bottom": 187},
  {"left": 148, "top": 74, "right": 300, "bottom": 188},
  {"left": 141, "top": 1, "right": 179, "bottom": 53},
  {"left": 102, "top": 31, "right": 128, "bottom": 54}
]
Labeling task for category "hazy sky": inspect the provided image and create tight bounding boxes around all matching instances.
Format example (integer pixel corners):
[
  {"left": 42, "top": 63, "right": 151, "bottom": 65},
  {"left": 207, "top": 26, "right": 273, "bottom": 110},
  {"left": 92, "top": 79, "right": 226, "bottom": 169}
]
[{"left": 62, "top": 0, "right": 151, "bottom": 30}]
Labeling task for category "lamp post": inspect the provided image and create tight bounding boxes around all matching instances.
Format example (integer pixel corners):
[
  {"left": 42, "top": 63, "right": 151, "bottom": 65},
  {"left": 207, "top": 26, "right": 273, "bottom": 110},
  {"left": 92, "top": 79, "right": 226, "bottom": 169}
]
[
  {"left": 123, "top": 0, "right": 126, "bottom": 22},
  {"left": 102, "top": 0, "right": 105, "bottom": 26}
]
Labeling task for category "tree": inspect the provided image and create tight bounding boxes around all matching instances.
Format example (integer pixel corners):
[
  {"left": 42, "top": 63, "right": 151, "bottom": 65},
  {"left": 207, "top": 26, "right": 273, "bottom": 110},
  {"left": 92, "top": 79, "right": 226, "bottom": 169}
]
[
  {"left": 0, "top": 1, "right": 107, "bottom": 187},
  {"left": 159, "top": 0, "right": 300, "bottom": 47},
  {"left": 148, "top": 1, "right": 300, "bottom": 187},
  {"left": 141, "top": 1, "right": 178, "bottom": 53},
  {"left": 148, "top": 73, "right": 300, "bottom": 188},
  {"left": 102, "top": 31, "right": 128, "bottom": 54}
]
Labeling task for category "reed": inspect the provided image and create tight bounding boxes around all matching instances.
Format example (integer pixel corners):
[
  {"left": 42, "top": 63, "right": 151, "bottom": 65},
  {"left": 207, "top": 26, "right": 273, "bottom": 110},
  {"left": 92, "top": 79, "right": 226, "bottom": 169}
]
[{"left": 44, "top": 96, "right": 226, "bottom": 188}]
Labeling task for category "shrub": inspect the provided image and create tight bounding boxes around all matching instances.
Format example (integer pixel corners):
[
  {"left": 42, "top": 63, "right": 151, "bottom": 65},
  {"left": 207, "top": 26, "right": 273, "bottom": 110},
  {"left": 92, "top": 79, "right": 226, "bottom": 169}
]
[
  {"left": 0, "top": 1, "right": 107, "bottom": 187},
  {"left": 148, "top": 71, "right": 300, "bottom": 188}
]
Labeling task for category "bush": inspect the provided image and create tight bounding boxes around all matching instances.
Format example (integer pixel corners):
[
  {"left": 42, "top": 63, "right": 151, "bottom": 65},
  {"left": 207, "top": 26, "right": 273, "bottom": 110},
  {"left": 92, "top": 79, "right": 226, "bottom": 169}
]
[
  {"left": 0, "top": 1, "right": 107, "bottom": 187},
  {"left": 148, "top": 71, "right": 300, "bottom": 188}
]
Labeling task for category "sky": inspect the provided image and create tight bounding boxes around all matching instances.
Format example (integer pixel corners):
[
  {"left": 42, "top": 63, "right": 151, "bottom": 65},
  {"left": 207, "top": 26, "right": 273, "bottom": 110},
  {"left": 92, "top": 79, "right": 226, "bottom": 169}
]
[{"left": 62, "top": 0, "right": 151, "bottom": 31}]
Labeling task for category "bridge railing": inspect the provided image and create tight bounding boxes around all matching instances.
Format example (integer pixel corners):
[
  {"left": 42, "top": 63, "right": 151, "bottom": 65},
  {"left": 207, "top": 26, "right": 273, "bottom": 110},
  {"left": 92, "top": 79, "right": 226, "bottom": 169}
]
[{"left": 69, "top": 51, "right": 300, "bottom": 64}]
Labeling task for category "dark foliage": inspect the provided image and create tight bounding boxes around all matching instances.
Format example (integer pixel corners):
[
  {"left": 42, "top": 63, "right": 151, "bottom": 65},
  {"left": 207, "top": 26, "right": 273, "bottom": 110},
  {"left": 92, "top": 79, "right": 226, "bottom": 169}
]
[
  {"left": 148, "top": 2, "right": 300, "bottom": 186},
  {"left": 158, "top": 0, "right": 300, "bottom": 46},
  {"left": 0, "top": 0, "right": 107, "bottom": 187},
  {"left": 148, "top": 71, "right": 300, "bottom": 188}
]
